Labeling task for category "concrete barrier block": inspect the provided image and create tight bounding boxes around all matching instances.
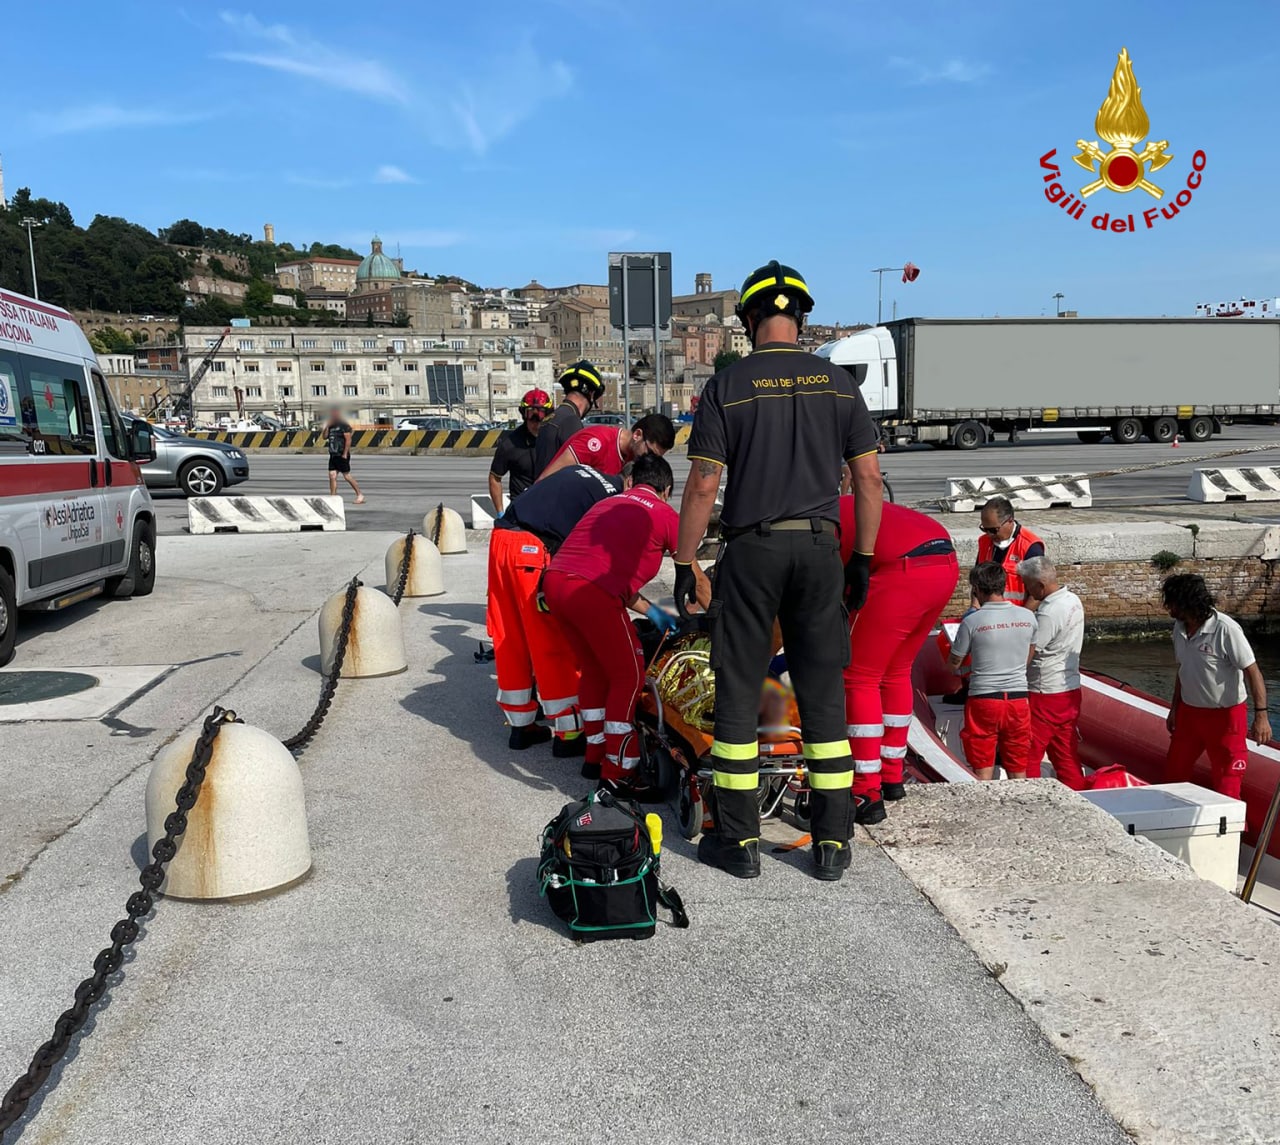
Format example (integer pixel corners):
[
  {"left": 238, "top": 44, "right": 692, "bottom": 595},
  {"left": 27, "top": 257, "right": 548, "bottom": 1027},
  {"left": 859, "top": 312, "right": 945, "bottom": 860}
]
[
  {"left": 320, "top": 586, "right": 407, "bottom": 678},
  {"left": 1189, "top": 522, "right": 1280, "bottom": 560},
  {"left": 1188, "top": 466, "right": 1280, "bottom": 503},
  {"left": 145, "top": 722, "right": 311, "bottom": 900},
  {"left": 946, "top": 474, "right": 1092, "bottom": 512},
  {"left": 471, "top": 493, "right": 498, "bottom": 530},
  {"left": 189, "top": 495, "right": 345, "bottom": 534}
]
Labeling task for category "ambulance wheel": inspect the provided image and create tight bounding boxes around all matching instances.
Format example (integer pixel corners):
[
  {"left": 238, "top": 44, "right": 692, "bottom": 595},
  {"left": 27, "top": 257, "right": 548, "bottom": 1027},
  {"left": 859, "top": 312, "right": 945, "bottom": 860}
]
[
  {"left": 792, "top": 790, "right": 812, "bottom": 832},
  {"left": 106, "top": 521, "right": 157, "bottom": 599},
  {"left": 0, "top": 566, "right": 16, "bottom": 668},
  {"left": 677, "top": 774, "right": 704, "bottom": 841}
]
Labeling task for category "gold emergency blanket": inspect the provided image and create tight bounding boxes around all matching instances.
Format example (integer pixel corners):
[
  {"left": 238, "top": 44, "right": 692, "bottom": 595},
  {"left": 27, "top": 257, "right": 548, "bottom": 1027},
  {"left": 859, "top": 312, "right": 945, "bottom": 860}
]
[{"left": 651, "top": 636, "right": 716, "bottom": 733}]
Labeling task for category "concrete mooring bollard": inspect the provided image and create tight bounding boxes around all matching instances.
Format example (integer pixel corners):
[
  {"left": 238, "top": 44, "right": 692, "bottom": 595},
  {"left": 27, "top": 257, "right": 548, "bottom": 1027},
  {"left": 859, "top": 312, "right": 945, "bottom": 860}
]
[
  {"left": 385, "top": 533, "right": 444, "bottom": 598},
  {"left": 145, "top": 722, "right": 311, "bottom": 900},
  {"left": 319, "top": 584, "right": 407, "bottom": 677},
  {"left": 424, "top": 503, "right": 467, "bottom": 554}
]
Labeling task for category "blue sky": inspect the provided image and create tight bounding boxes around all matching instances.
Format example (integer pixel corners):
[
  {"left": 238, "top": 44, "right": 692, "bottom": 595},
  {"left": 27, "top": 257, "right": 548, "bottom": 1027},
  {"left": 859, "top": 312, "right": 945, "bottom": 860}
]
[{"left": 6, "top": 1, "right": 1278, "bottom": 323}]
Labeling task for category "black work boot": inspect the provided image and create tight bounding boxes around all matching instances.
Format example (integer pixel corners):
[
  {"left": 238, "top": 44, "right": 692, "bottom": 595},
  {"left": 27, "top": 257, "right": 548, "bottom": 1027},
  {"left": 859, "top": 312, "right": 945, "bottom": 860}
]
[
  {"left": 509, "top": 724, "right": 551, "bottom": 751},
  {"left": 812, "top": 840, "right": 853, "bottom": 882},
  {"left": 552, "top": 735, "right": 586, "bottom": 758},
  {"left": 855, "top": 795, "right": 887, "bottom": 825},
  {"left": 697, "top": 833, "right": 761, "bottom": 879},
  {"left": 882, "top": 781, "right": 907, "bottom": 802},
  {"left": 580, "top": 760, "right": 602, "bottom": 781}
]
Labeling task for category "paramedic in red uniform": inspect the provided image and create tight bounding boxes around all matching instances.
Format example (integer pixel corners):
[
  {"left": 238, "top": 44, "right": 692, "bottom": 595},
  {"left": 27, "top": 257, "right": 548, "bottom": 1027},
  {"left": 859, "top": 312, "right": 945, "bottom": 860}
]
[
  {"left": 977, "top": 496, "right": 1044, "bottom": 606},
  {"left": 948, "top": 563, "right": 1037, "bottom": 780},
  {"left": 543, "top": 455, "right": 680, "bottom": 791},
  {"left": 1162, "top": 573, "right": 1272, "bottom": 802},
  {"left": 488, "top": 388, "right": 552, "bottom": 514},
  {"left": 839, "top": 498, "right": 959, "bottom": 822},
  {"left": 536, "top": 413, "right": 676, "bottom": 481},
  {"left": 1018, "top": 556, "right": 1086, "bottom": 790},
  {"left": 487, "top": 464, "right": 623, "bottom": 754}
]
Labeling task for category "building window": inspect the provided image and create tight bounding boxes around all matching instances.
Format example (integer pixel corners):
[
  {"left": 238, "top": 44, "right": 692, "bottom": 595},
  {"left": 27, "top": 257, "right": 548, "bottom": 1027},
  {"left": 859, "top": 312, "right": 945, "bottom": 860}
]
[
  {"left": 277, "top": 361, "right": 292, "bottom": 372},
  {"left": 246, "top": 386, "right": 263, "bottom": 398},
  {"left": 343, "top": 384, "right": 359, "bottom": 397},
  {"left": 300, "top": 338, "right": 318, "bottom": 350},
  {"left": 269, "top": 337, "right": 287, "bottom": 350},
  {"left": 465, "top": 384, "right": 479, "bottom": 397},
  {"left": 493, "top": 360, "right": 506, "bottom": 371},
  {"left": 464, "top": 363, "right": 477, "bottom": 373},
  {"left": 362, "top": 338, "right": 378, "bottom": 350},
  {"left": 391, "top": 339, "right": 406, "bottom": 353},
  {"left": 342, "top": 362, "right": 356, "bottom": 372},
  {"left": 237, "top": 338, "right": 254, "bottom": 351},
  {"left": 374, "top": 385, "right": 389, "bottom": 397},
  {"left": 521, "top": 360, "right": 535, "bottom": 372},
  {"left": 211, "top": 386, "right": 229, "bottom": 398},
  {"left": 403, "top": 361, "right": 418, "bottom": 371},
  {"left": 309, "top": 362, "right": 325, "bottom": 373},
  {"left": 244, "top": 361, "right": 260, "bottom": 373},
  {"left": 205, "top": 337, "right": 219, "bottom": 348},
  {"left": 373, "top": 363, "right": 388, "bottom": 373},
  {"left": 311, "top": 384, "right": 327, "bottom": 397},
  {"left": 332, "top": 339, "right": 347, "bottom": 351},
  {"left": 280, "top": 385, "right": 294, "bottom": 397},
  {"left": 451, "top": 340, "right": 466, "bottom": 351},
  {"left": 405, "top": 384, "right": 421, "bottom": 396},
  {"left": 210, "top": 360, "right": 227, "bottom": 372}
]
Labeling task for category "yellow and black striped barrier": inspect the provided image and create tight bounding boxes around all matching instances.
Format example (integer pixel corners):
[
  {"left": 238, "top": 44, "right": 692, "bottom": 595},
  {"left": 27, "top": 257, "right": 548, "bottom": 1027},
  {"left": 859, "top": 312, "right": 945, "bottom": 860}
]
[{"left": 191, "top": 424, "right": 692, "bottom": 450}]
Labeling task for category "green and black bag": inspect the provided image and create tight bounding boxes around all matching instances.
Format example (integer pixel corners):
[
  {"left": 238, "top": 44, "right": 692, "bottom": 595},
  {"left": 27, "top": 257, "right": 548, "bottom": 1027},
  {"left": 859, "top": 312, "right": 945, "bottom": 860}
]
[{"left": 538, "top": 789, "right": 689, "bottom": 942}]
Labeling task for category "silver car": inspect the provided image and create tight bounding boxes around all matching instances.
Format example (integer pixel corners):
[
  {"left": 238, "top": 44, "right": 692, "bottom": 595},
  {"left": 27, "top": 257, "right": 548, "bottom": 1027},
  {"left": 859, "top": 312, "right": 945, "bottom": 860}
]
[{"left": 125, "top": 418, "right": 250, "bottom": 497}]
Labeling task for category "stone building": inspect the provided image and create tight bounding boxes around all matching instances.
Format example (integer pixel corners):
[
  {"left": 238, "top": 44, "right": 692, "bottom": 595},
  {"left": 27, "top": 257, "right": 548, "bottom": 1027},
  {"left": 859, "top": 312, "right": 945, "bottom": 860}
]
[
  {"left": 671, "top": 272, "right": 739, "bottom": 320},
  {"left": 181, "top": 325, "right": 555, "bottom": 426},
  {"left": 543, "top": 296, "right": 627, "bottom": 404},
  {"left": 274, "top": 255, "right": 362, "bottom": 293}
]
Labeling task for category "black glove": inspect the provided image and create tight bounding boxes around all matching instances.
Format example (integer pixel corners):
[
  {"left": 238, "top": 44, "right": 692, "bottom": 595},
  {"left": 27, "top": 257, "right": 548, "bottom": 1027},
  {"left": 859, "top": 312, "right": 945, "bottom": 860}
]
[
  {"left": 673, "top": 561, "right": 697, "bottom": 619},
  {"left": 844, "top": 551, "right": 873, "bottom": 612}
]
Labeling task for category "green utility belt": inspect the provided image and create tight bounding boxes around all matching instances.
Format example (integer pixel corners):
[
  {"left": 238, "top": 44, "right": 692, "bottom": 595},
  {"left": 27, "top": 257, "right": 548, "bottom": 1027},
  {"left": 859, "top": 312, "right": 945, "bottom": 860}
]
[{"left": 722, "top": 517, "right": 837, "bottom": 540}]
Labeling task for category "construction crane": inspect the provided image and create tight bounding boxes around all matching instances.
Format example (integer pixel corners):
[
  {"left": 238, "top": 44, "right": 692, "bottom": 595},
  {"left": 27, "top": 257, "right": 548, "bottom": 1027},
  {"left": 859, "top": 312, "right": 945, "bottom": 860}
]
[{"left": 170, "top": 326, "right": 231, "bottom": 427}]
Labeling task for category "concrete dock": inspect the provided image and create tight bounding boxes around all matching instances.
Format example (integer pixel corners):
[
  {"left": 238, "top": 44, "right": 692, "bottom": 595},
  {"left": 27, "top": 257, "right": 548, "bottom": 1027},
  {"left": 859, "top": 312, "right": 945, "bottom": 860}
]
[{"left": 2, "top": 533, "right": 1278, "bottom": 1144}]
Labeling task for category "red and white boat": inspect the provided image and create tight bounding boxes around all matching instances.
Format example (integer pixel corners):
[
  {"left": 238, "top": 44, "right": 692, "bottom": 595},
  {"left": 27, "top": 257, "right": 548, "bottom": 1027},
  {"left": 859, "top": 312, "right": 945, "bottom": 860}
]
[{"left": 908, "top": 627, "right": 1280, "bottom": 872}]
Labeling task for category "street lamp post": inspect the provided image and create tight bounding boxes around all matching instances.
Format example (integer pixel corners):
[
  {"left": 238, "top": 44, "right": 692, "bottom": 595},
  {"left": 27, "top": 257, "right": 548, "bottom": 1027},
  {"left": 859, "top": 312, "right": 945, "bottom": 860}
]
[
  {"left": 20, "top": 217, "right": 40, "bottom": 299},
  {"left": 1053, "top": 292, "right": 1065, "bottom": 317}
]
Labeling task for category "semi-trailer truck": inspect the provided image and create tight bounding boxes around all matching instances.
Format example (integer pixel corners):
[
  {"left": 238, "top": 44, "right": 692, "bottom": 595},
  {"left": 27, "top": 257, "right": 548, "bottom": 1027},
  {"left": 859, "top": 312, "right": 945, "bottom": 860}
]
[{"left": 814, "top": 318, "right": 1280, "bottom": 450}]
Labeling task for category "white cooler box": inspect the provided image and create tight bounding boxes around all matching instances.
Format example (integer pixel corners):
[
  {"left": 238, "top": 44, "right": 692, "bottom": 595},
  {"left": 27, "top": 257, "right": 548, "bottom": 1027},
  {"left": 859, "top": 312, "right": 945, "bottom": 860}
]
[{"left": 1082, "top": 782, "right": 1246, "bottom": 891}]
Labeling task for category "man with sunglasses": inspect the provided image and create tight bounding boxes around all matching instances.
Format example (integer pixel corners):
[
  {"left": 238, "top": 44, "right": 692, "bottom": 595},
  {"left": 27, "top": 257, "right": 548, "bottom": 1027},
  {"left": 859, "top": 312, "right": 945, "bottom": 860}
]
[
  {"left": 976, "top": 496, "right": 1045, "bottom": 607},
  {"left": 489, "top": 389, "right": 552, "bottom": 514}
]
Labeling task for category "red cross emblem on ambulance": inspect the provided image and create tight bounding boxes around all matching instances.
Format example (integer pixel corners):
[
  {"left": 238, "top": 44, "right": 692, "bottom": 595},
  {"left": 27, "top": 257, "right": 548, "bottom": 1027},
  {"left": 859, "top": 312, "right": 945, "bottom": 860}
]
[{"left": 116, "top": 507, "right": 125, "bottom": 531}]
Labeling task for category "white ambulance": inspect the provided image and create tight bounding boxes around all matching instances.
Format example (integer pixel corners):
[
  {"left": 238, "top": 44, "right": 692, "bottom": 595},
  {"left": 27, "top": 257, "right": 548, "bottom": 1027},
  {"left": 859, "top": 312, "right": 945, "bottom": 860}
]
[{"left": 0, "top": 288, "right": 158, "bottom": 666}]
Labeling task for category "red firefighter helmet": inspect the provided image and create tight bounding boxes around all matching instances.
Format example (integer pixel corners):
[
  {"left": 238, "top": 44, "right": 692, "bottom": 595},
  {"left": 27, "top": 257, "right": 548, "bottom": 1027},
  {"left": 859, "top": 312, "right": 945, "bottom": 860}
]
[{"left": 519, "top": 388, "right": 553, "bottom": 418}]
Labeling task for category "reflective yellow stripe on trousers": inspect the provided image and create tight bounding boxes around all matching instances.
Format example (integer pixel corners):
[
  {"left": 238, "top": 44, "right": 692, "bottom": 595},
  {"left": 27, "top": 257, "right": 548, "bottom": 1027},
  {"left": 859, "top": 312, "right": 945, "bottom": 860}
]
[
  {"left": 711, "top": 740, "right": 759, "bottom": 789},
  {"left": 804, "top": 740, "right": 854, "bottom": 790}
]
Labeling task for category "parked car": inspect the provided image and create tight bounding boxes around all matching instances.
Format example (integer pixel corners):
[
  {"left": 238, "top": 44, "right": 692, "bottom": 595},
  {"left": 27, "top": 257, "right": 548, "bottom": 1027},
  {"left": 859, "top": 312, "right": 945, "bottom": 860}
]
[
  {"left": 395, "top": 416, "right": 468, "bottom": 431},
  {"left": 124, "top": 417, "right": 250, "bottom": 497},
  {"left": 584, "top": 412, "right": 629, "bottom": 429}
]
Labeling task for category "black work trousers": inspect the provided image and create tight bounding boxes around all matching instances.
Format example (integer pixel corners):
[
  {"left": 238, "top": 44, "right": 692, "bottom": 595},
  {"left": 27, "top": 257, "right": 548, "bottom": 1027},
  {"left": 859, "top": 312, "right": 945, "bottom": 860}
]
[{"left": 708, "top": 524, "right": 854, "bottom": 846}]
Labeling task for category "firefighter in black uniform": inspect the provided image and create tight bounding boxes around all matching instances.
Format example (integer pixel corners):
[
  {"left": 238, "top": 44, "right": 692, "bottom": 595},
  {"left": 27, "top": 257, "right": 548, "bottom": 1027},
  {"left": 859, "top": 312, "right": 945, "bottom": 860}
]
[
  {"left": 532, "top": 361, "right": 606, "bottom": 478},
  {"left": 674, "top": 261, "right": 883, "bottom": 882}
]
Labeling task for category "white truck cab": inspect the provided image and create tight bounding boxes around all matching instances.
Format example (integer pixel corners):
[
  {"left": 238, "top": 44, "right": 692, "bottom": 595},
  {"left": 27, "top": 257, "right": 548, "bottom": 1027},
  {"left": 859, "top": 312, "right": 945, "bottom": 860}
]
[
  {"left": 0, "top": 288, "right": 158, "bottom": 666},
  {"left": 813, "top": 327, "right": 899, "bottom": 418}
]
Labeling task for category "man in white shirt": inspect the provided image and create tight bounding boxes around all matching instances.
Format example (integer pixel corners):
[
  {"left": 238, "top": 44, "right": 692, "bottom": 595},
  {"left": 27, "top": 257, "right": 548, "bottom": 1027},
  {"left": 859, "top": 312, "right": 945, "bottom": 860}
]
[
  {"left": 948, "top": 563, "right": 1037, "bottom": 780},
  {"left": 1162, "top": 573, "right": 1272, "bottom": 801},
  {"left": 1019, "top": 556, "right": 1086, "bottom": 790}
]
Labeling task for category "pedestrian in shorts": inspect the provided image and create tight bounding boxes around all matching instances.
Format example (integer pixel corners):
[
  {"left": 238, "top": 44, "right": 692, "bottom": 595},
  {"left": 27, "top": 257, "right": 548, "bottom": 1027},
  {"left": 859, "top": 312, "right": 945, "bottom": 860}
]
[{"left": 324, "top": 407, "right": 365, "bottom": 504}]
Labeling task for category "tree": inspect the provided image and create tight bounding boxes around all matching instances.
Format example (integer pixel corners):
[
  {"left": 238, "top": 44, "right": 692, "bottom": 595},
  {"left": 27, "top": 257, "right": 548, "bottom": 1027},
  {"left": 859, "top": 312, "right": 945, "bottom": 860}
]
[
  {"left": 713, "top": 350, "right": 742, "bottom": 372},
  {"left": 244, "top": 279, "right": 273, "bottom": 313},
  {"left": 392, "top": 308, "right": 410, "bottom": 327},
  {"left": 162, "top": 219, "right": 205, "bottom": 246}
]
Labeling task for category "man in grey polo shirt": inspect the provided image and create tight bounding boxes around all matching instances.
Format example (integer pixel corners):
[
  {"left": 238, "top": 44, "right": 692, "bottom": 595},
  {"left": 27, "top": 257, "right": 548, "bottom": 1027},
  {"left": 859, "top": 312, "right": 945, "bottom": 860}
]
[
  {"left": 948, "top": 562, "right": 1037, "bottom": 780},
  {"left": 1019, "top": 556, "right": 1086, "bottom": 790},
  {"left": 1162, "top": 573, "right": 1272, "bottom": 800}
]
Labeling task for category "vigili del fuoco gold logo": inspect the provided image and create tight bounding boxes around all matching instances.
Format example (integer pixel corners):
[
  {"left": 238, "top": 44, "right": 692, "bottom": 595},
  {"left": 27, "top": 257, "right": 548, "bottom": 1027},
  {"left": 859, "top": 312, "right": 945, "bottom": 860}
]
[{"left": 1039, "top": 47, "right": 1206, "bottom": 234}]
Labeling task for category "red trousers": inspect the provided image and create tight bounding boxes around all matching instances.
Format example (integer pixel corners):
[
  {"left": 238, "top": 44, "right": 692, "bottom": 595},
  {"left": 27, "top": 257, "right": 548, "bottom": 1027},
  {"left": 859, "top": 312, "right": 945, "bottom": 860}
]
[
  {"left": 844, "top": 553, "right": 959, "bottom": 798},
  {"left": 1165, "top": 701, "right": 1248, "bottom": 800},
  {"left": 1028, "top": 689, "right": 1085, "bottom": 790},
  {"left": 961, "top": 696, "right": 1032, "bottom": 775},
  {"left": 486, "top": 528, "right": 580, "bottom": 737},
  {"left": 542, "top": 571, "right": 644, "bottom": 783}
]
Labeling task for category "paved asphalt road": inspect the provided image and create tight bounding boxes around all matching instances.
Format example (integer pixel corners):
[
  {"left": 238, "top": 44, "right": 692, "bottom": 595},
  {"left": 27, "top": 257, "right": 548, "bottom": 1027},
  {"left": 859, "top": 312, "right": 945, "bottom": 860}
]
[{"left": 149, "top": 424, "right": 1280, "bottom": 535}]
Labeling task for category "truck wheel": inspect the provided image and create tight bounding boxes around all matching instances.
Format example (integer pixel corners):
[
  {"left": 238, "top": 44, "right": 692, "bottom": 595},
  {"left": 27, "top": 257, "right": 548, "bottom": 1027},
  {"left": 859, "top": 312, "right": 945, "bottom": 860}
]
[
  {"left": 0, "top": 566, "right": 16, "bottom": 668},
  {"left": 1111, "top": 417, "right": 1143, "bottom": 445},
  {"left": 179, "top": 459, "right": 224, "bottom": 498},
  {"left": 952, "top": 421, "right": 985, "bottom": 450},
  {"left": 1148, "top": 416, "right": 1178, "bottom": 444},
  {"left": 105, "top": 522, "right": 157, "bottom": 599},
  {"left": 1077, "top": 431, "right": 1105, "bottom": 444},
  {"left": 1186, "top": 416, "right": 1213, "bottom": 442}
]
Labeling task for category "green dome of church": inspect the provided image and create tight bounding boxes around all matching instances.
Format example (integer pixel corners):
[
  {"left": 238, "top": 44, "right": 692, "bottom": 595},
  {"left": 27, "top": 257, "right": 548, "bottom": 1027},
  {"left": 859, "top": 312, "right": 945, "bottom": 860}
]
[{"left": 356, "top": 235, "right": 400, "bottom": 282}]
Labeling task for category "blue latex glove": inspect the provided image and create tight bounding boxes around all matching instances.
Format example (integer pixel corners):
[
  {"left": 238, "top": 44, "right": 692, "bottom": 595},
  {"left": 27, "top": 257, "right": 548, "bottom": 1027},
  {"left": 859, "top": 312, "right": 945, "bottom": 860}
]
[{"left": 646, "top": 603, "right": 679, "bottom": 636}]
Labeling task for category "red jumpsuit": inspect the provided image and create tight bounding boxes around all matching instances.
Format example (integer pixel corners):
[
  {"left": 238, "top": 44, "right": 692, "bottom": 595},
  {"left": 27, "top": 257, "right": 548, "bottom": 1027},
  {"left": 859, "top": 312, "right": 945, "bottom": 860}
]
[
  {"left": 548, "top": 425, "right": 627, "bottom": 475},
  {"left": 839, "top": 499, "right": 960, "bottom": 799},
  {"left": 544, "top": 488, "right": 679, "bottom": 783},
  {"left": 486, "top": 527, "right": 581, "bottom": 736}
]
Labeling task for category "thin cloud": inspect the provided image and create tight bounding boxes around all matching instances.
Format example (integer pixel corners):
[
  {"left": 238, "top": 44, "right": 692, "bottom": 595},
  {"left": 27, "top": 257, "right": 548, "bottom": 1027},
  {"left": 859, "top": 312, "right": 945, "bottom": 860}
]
[
  {"left": 285, "top": 173, "right": 353, "bottom": 190},
  {"left": 889, "top": 56, "right": 991, "bottom": 85},
  {"left": 31, "top": 104, "right": 211, "bottom": 136},
  {"left": 374, "top": 165, "right": 417, "bottom": 184},
  {"left": 216, "top": 11, "right": 408, "bottom": 104}
]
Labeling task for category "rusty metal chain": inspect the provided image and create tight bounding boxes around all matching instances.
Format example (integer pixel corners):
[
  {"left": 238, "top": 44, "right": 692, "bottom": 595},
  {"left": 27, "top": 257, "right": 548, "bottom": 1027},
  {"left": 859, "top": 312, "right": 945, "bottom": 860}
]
[
  {"left": 283, "top": 576, "right": 360, "bottom": 753},
  {"left": 390, "top": 528, "right": 415, "bottom": 607},
  {"left": 0, "top": 708, "right": 240, "bottom": 1140},
  {"left": 430, "top": 502, "right": 445, "bottom": 548}
]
